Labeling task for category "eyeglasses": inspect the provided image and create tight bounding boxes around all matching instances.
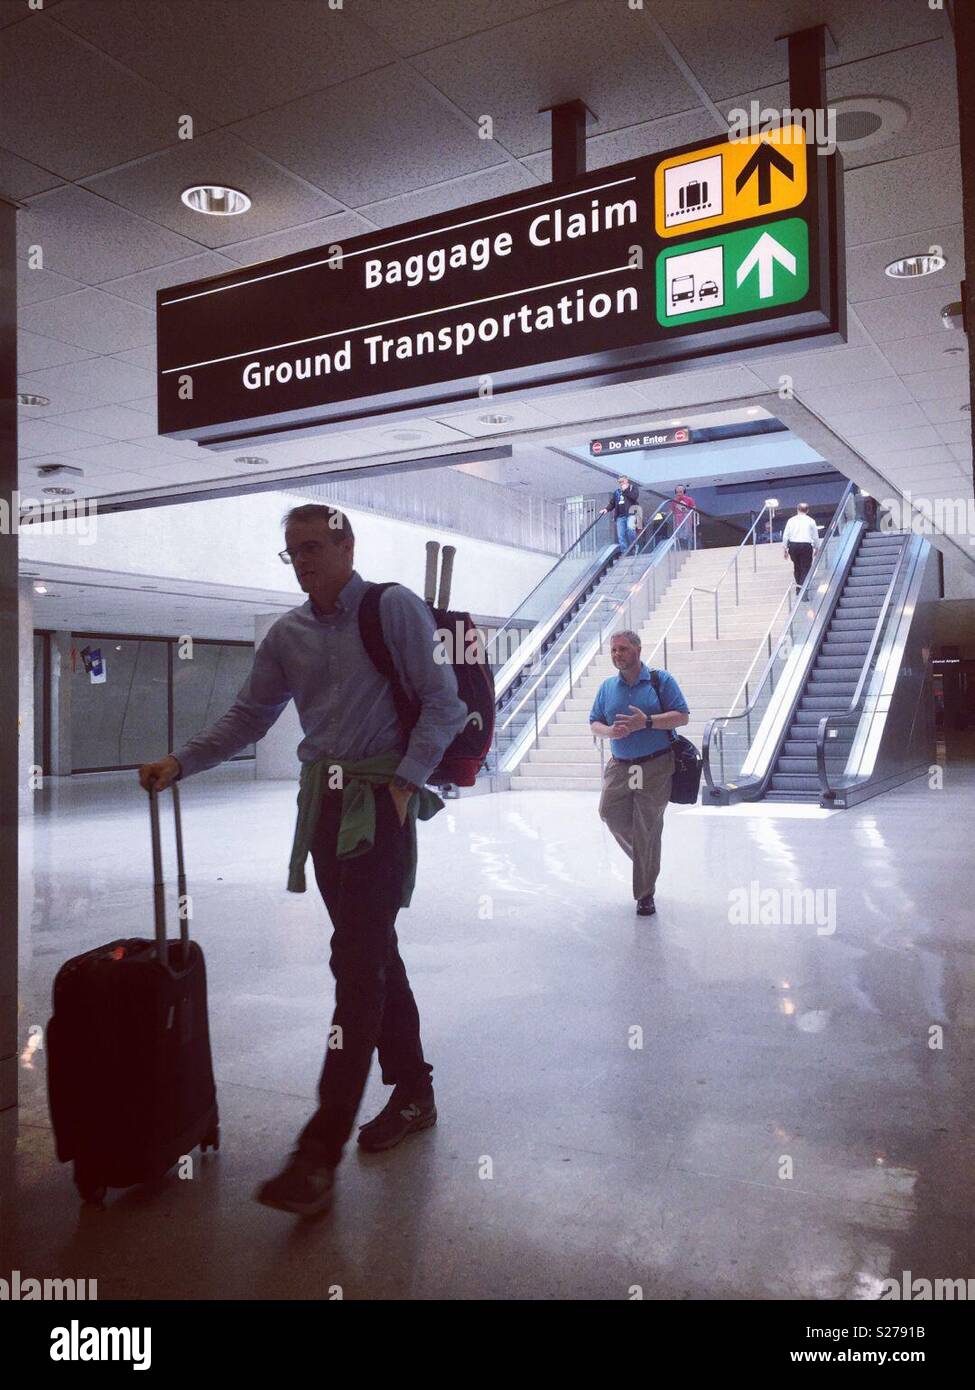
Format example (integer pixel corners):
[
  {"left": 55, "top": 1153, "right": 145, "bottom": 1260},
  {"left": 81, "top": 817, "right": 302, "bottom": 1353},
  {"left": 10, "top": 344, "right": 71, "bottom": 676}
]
[{"left": 279, "top": 540, "right": 325, "bottom": 565}]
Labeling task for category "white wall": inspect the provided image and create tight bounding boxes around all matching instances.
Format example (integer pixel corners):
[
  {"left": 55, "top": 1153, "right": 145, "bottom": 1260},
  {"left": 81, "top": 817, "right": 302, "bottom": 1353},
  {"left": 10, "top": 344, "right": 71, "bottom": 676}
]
[{"left": 20, "top": 490, "right": 553, "bottom": 619}]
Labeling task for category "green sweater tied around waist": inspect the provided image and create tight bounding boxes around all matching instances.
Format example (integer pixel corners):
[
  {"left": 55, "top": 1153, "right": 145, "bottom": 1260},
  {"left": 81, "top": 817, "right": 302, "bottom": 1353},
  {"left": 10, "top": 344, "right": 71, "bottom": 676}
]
[{"left": 287, "top": 751, "right": 444, "bottom": 907}]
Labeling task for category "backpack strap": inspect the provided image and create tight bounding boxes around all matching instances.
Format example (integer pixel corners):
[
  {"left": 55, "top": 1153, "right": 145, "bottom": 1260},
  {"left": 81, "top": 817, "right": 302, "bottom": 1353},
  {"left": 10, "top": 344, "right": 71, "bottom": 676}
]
[
  {"left": 358, "top": 582, "right": 420, "bottom": 739},
  {"left": 649, "top": 668, "right": 677, "bottom": 744}
]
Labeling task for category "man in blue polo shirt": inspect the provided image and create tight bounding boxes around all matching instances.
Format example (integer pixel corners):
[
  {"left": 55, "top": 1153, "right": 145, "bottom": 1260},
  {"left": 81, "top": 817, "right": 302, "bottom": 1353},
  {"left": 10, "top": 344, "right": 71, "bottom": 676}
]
[{"left": 590, "top": 630, "right": 690, "bottom": 917}]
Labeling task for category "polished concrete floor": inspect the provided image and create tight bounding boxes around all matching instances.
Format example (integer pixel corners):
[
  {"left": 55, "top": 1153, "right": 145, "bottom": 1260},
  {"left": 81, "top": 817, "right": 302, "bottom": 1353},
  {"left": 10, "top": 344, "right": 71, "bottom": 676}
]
[{"left": 3, "top": 763, "right": 974, "bottom": 1300}]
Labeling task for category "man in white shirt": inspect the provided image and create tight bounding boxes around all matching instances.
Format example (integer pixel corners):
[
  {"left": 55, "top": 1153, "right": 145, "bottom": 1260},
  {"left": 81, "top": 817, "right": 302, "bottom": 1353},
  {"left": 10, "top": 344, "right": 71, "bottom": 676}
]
[{"left": 782, "top": 502, "right": 820, "bottom": 593}]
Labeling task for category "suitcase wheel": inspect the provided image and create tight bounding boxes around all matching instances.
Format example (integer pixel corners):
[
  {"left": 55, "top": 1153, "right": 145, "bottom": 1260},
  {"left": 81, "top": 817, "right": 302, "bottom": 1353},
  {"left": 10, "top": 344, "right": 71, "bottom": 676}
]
[{"left": 201, "top": 1125, "right": 220, "bottom": 1154}]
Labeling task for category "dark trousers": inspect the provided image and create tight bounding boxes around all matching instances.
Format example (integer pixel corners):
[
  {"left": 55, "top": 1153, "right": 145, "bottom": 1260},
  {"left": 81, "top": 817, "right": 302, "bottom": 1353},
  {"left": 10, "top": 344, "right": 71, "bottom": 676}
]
[
  {"left": 296, "top": 786, "right": 432, "bottom": 1168},
  {"left": 788, "top": 541, "right": 814, "bottom": 592}
]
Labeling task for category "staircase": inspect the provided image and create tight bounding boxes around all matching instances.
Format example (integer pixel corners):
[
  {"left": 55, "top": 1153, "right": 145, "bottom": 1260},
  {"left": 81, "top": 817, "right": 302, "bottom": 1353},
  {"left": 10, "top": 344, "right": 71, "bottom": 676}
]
[
  {"left": 511, "top": 543, "right": 793, "bottom": 790},
  {"left": 763, "top": 530, "right": 909, "bottom": 801}
]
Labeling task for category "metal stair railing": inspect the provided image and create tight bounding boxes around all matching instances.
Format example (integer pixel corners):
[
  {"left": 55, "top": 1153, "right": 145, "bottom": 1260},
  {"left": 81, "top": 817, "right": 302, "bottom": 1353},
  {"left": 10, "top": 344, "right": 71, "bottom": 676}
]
[{"left": 638, "top": 501, "right": 777, "bottom": 673}]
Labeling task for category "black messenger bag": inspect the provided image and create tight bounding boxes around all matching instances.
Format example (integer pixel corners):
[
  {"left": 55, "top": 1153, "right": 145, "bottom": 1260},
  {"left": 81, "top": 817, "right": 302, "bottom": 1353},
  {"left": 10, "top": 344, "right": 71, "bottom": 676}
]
[{"left": 649, "top": 669, "right": 702, "bottom": 805}]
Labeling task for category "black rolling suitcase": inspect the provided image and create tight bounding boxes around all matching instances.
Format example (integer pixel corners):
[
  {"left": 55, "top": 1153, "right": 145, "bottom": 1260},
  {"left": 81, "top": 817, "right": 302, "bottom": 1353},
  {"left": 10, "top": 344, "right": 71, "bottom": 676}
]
[{"left": 47, "top": 785, "right": 219, "bottom": 1203}]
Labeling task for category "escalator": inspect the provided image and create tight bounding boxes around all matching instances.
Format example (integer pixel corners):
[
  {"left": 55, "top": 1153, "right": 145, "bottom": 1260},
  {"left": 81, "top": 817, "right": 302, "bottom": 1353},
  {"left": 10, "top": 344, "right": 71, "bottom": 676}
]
[
  {"left": 765, "top": 531, "right": 910, "bottom": 800},
  {"left": 702, "top": 488, "right": 940, "bottom": 809}
]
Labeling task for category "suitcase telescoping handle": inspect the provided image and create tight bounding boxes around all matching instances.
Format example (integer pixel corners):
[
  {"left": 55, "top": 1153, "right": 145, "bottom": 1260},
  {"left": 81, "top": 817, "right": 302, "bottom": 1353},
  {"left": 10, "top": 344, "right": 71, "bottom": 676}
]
[{"left": 148, "top": 783, "right": 190, "bottom": 973}]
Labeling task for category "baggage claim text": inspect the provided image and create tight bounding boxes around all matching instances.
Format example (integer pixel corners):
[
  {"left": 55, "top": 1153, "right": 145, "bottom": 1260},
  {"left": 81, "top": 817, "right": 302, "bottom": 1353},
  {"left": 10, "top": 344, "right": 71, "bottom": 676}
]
[{"left": 242, "top": 197, "right": 639, "bottom": 391}]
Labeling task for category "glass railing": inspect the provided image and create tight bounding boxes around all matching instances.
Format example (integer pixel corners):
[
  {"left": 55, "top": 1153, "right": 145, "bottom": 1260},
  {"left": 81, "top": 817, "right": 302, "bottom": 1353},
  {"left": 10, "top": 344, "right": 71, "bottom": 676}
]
[
  {"left": 486, "top": 509, "right": 619, "bottom": 691},
  {"left": 491, "top": 510, "right": 696, "bottom": 772},
  {"left": 702, "top": 483, "right": 859, "bottom": 795}
]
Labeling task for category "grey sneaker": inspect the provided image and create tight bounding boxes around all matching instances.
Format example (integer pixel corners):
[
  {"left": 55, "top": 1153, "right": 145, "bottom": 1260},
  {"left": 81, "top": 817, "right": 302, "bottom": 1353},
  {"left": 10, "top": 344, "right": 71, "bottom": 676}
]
[
  {"left": 357, "top": 1086, "right": 437, "bottom": 1153},
  {"left": 255, "top": 1154, "right": 335, "bottom": 1216}
]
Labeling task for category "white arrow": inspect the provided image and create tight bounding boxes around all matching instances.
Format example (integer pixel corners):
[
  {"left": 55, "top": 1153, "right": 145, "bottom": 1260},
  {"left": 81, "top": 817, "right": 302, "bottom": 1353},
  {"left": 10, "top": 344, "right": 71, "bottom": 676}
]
[{"left": 736, "top": 231, "right": 797, "bottom": 299}]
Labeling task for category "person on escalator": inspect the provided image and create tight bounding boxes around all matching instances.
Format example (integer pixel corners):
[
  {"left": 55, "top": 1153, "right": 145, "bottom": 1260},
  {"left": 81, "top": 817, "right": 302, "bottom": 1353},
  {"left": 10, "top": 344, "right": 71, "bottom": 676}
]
[
  {"left": 601, "top": 476, "right": 641, "bottom": 552},
  {"left": 782, "top": 501, "right": 820, "bottom": 593}
]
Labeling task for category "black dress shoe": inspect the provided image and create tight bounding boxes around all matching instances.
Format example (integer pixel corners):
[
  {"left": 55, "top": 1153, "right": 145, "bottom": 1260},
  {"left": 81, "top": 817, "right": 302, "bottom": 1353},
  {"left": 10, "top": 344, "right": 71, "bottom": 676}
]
[
  {"left": 357, "top": 1085, "right": 437, "bottom": 1152},
  {"left": 636, "top": 895, "right": 656, "bottom": 916}
]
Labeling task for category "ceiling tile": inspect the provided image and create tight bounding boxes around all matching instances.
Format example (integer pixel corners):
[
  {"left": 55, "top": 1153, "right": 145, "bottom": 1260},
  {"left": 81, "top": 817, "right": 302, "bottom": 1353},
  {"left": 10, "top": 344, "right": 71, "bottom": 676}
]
[
  {"left": 19, "top": 184, "right": 200, "bottom": 283},
  {"left": 535, "top": 383, "right": 653, "bottom": 425},
  {"left": 657, "top": 0, "right": 947, "bottom": 100},
  {"left": 881, "top": 332, "right": 970, "bottom": 376},
  {"left": 83, "top": 129, "right": 342, "bottom": 249},
  {"left": 98, "top": 251, "right": 240, "bottom": 308},
  {"left": 231, "top": 65, "right": 504, "bottom": 206},
  {"left": 844, "top": 146, "right": 962, "bottom": 248},
  {"left": 17, "top": 356, "right": 155, "bottom": 414},
  {"left": 949, "top": 443, "right": 973, "bottom": 465},
  {"left": 0, "top": 15, "right": 202, "bottom": 180},
  {"left": 356, "top": 0, "right": 559, "bottom": 55},
  {"left": 55, "top": 0, "right": 396, "bottom": 126},
  {"left": 900, "top": 365, "right": 970, "bottom": 402},
  {"left": 521, "top": 107, "right": 722, "bottom": 182},
  {"left": 875, "top": 444, "right": 955, "bottom": 471},
  {"left": 19, "top": 287, "right": 154, "bottom": 353},
  {"left": 434, "top": 401, "right": 557, "bottom": 434},
  {"left": 752, "top": 345, "right": 894, "bottom": 392},
  {"left": 16, "top": 263, "right": 85, "bottom": 306},
  {"left": 629, "top": 366, "right": 768, "bottom": 410},
  {"left": 846, "top": 424, "right": 942, "bottom": 453},
  {"left": 845, "top": 225, "right": 962, "bottom": 306},
  {"left": 17, "top": 328, "right": 95, "bottom": 373},
  {"left": 359, "top": 163, "right": 537, "bottom": 229},
  {"left": 918, "top": 397, "right": 970, "bottom": 426},
  {"left": 18, "top": 459, "right": 159, "bottom": 493},
  {"left": 935, "top": 421, "right": 973, "bottom": 447},
  {"left": 827, "top": 402, "right": 929, "bottom": 437},
  {"left": 18, "top": 416, "right": 112, "bottom": 459},
  {"left": 797, "top": 377, "right": 913, "bottom": 416},
  {"left": 0, "top": 144, "right": 62, "bottom": 200},
  {"left": 349, "top": 419, "right": 476, "bottom": 452},
  {"left": 412, "top": 0, "right": 700, "bottom": 155},
  {"left": 856, "top": 286, "right": 960, "bottom": 345},
  {"left": 219, "top": 213, "right": 372, "bottom": 266},
  {"left": 51, "top": 404, "right": 158, "bottom": 441}
]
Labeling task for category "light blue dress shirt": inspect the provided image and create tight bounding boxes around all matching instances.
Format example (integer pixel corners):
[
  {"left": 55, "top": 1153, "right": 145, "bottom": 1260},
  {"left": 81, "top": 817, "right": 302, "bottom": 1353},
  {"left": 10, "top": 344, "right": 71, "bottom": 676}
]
[
  {"left": 589, "top": 663, "right": 688, "bottom": 760},
  {"left": 173, "top": 571, "right": 469, "bottom": 787}
]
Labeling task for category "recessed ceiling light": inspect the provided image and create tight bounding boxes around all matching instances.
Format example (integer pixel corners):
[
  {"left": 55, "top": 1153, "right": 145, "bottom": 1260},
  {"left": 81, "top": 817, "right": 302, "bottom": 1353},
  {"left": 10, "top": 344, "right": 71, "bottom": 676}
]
[
  {"left": 961, "top": 404, "right": 971, "bottom": 413},
  {"left": 42, "top": 485, "right": 75, "bottom": 496},
  {"left": 884, "top": 253, "right": 946, "bottom": 279},
  {"left": 389, "top": 430, "right": 427, "bottom": 442},
  {"left": 18, "top": 393, "right": 50, "bottom": 407},
  {"left": 944, "top": 346, "right": 965, "bottom": 355},
  {"left": 181, "top": 185, "right": 251, "bottom": 216},
  {"left": 478, "top": 413, "right": 513, "bottom": 425},
  {"left": 234, "top": 455, "right": 268, "bottom": 466},
  {"left": 33, "top": 583, "right": 48, "bottom": 594}
]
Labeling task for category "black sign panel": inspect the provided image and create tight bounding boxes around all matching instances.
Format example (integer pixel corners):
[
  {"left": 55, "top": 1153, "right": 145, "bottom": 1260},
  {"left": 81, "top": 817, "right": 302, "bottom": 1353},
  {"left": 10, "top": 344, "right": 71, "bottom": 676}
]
[
  {"left": 590, "top": 427, "right": 692, "bottom": 456},
  {"left": 156, "top": 128, "right": 843, "bottom": 448}
]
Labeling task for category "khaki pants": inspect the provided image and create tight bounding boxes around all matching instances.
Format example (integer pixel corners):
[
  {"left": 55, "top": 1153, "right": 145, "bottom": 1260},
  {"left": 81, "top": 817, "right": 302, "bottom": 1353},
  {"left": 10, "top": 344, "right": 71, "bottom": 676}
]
[{"left": 598, "top": 752, "right": 674, "bottom": 900}]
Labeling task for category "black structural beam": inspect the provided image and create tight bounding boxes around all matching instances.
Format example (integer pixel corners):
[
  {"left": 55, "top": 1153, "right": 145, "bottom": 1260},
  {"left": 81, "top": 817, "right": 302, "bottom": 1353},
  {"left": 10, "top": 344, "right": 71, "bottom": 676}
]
[
  {"left": 776, "top": 23, "right": 837, "bottom": 121},
  {"left": 539, "top": 99, "right": 595, "bottom": 183},
  {"left": 0, "top": 197, "right": 17, "bottom": 1114}
]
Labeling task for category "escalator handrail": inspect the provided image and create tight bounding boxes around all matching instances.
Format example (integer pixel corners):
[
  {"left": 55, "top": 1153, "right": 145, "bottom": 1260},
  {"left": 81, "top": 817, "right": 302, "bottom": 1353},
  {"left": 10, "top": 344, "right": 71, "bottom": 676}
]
[
  {"left": 815, "top": 532, "right": 915, "bottom": 796},
  {"left": 494, "top": 512, "right": 692, "bottom": 741},
  {"left": 492, "top": 510, "right": 674, "bottom": 707},
  {"left": 700, "top": 481, "right": 857, "bottom": 792}
]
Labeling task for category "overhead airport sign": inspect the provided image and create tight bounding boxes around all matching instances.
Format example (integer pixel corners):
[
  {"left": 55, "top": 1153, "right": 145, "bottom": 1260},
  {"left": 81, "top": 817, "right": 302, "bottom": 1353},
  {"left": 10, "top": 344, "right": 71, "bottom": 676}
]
[
  {"left": 156, "top": 121, "right": 843, "bottom": 448},
  {"left": 654, "top": 124, "right": 808, "bottom": 237},
  {"left": 590, "top": 427, "right": 691, "bottom": 456}
]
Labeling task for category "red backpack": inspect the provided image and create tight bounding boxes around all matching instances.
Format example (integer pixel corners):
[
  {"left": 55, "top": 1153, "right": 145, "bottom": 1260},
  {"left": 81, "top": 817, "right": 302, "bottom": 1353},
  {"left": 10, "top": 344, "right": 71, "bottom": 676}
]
[{"left": 358, "top": 579, "right": 495, "bottom": 789}]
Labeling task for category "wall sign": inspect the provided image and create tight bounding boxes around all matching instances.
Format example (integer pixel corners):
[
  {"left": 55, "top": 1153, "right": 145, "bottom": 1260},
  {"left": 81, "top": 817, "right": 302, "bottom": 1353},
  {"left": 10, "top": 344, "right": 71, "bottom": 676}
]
[{"left": 156, "top": 122, "right": 843, "bottom": 449}]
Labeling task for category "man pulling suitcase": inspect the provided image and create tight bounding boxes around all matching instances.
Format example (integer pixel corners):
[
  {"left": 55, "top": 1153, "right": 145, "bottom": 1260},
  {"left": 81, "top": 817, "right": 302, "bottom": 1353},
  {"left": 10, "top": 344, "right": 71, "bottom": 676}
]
[{"left": 139, "top": 505, "right": 468, "bottom": 1216}]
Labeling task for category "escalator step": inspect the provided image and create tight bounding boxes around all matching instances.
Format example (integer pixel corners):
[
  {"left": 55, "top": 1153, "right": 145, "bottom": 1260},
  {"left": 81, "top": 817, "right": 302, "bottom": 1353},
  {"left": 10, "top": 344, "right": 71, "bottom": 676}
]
[
  {"left": 769, "top": 774, "right": 822, "bottom": 792},
  {"left": 764, "top": 790, "right": 822, "bottom": 802},
  {"left": 783, "top": 739, "right": 852, "bottom": 755},
  {"left": 801, "top": 696, "right": 847, "bottom": 709},
  {"left": 816, "top": 659, "right": 864, "bottom": 674}
]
